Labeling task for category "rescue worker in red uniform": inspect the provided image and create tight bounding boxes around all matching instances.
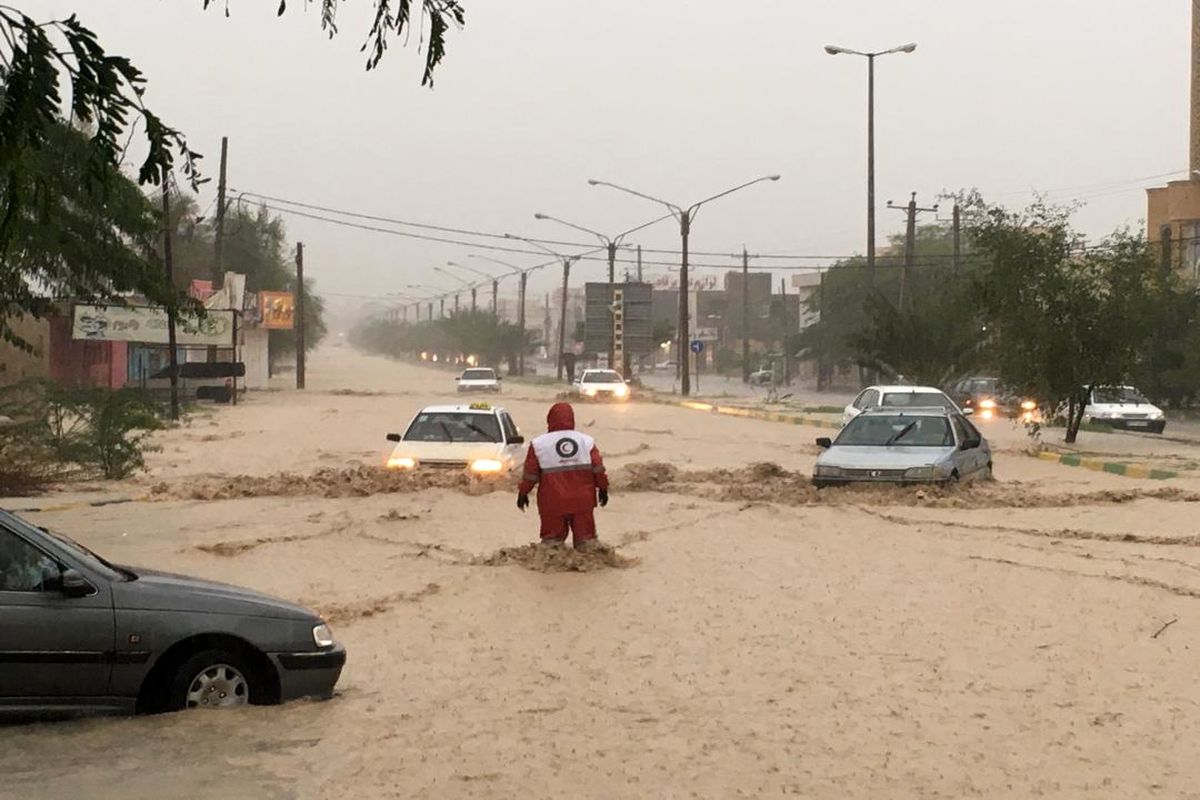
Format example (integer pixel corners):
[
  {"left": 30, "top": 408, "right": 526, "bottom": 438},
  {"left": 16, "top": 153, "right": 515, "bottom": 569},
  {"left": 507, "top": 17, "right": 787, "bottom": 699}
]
[{"left": 517, "top": 402, "right": 609, "bottom": 549}]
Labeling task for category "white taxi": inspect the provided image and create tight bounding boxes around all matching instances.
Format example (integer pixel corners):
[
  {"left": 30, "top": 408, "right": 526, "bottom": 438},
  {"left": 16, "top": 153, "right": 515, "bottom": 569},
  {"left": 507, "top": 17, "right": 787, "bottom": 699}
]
[
  {"left": 385, "top": 403, "right": 526, "bottom": 475},
  {"left": 572, "top": 368, "right": 631, "bottom": 402}
]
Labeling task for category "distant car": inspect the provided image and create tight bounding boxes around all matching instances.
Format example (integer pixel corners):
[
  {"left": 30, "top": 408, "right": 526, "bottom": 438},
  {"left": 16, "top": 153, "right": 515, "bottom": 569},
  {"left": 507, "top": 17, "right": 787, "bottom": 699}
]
[
  {"left": 385, "top": 403, "right": 526, "bottom": 474},
  {"left": 814, "top": 406, "right": 992, "bottom": 487},
  {"left": 949, "top": 376, "right": 1037, "bottom": 421},
  {"left": 749, "top": 369, "right": 774, "bottom": 386},
  {"left": 842, "top": 385, "right": 961, "bottom": 427},
  {"left": 0, "top": 510, "right": 345, "bottom": 720},
  {"left": 572, "top": 369, "right": 631, "bottom": 401},
  {"left": 1083, "top": 385, "right": 1166, "bottom": 434},
  {"left": 456, "top": 367, "right": 501, "bottom": 393},
  {"left": 144, "top": 362, "right": 245, "bottom": 404}
]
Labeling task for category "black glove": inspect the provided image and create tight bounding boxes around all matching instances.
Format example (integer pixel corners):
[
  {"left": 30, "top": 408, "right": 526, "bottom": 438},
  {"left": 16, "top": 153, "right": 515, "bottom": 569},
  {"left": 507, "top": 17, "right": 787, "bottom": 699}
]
[
  {"left": 598, "top": 488, "right": 609, "bottom": 508},
  {"left": 517, "top": 493, "right": 529, "bottom": 512}
]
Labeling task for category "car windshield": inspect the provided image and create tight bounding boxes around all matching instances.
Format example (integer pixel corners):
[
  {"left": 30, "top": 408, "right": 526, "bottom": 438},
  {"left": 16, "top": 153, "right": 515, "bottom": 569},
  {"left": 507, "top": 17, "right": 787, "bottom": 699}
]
[
  {"left": 836, "top": 414, "right": 955, "bottom": 447},
  {"left": 882, "top": 391, "right": 955, "bottom": 410},
  {"left": 1094, "top": 387, "right": 1149, "bottom": 404},
  {"left": 404, "top": 412, "right": 502, "bottom": 443},
  {"left": 461, "top": 369, "right": 496, "bottom": 380},
  {"left": 966, "top": 379, "right": 1000, "bottom": 395},
  {"left": 583, "top": 371, "right": 622, "bottom": 383},
  {"left": 7, "top": 516, "right": 131, "bottom": 583}
]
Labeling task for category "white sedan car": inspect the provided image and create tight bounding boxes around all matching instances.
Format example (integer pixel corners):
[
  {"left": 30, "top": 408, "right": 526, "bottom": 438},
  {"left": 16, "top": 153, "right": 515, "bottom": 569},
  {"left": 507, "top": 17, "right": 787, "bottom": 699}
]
[
  {"left": 572, "top": 369, "right": 631, "bottom": 401},
  {"left": 1083, "top": 385, "right": 1166, "bottom": 434},
  {"left": 842, "top": 385, "right": 962, "bottom": 427},
  {"left": 455, "top": 367, "right": 501, "bottom": 393},
  {"left": 385, "top": 403, "right": 526, "bottom": 475}
]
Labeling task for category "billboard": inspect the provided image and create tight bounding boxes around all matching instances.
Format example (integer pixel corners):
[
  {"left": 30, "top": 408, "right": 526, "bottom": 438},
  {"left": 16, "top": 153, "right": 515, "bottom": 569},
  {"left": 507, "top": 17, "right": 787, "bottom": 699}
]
[
  {"left": 583, "top": 282, "right": 654, "bottom": 356},
  {"left": 72, "top": 305, "right": 235, "bottom": 347},
  {"left": 258, "top": 291, "right": 296, "bottom": 330}
]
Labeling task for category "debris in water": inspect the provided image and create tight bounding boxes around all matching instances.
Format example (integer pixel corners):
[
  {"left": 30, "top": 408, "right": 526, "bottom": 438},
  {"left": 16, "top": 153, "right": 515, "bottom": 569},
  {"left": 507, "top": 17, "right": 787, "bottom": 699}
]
[{"left": 477, "top": 543, "right": 637, "bottom": 573}]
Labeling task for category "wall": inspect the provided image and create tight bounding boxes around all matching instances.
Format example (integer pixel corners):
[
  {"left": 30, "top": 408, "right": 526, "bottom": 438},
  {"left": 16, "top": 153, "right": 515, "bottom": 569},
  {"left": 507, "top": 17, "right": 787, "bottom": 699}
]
[
  {"left": 0, "top": 315, "right": 50, "bottom": 386},
  {"left": 241, "top": 327, "right": 270, "bottom": 390},
  {"left": 48, "top": 316, "right": 128, "bottom": 388}
]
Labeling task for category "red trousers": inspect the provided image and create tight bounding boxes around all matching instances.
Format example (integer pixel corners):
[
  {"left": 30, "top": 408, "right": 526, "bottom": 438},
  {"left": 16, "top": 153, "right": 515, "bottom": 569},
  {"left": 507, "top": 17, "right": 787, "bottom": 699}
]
[{"left": 540, "top": 510, "right": 597, "bottom": 545}]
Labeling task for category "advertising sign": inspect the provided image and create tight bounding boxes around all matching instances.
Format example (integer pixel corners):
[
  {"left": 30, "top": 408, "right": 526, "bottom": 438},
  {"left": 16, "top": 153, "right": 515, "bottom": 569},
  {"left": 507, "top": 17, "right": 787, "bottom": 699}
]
[
  {"left": 72, "top": 305, "right": 234, "bottom": 346},
  {"left": 258, "top": 291, "right": 295, "bottom": 330}
]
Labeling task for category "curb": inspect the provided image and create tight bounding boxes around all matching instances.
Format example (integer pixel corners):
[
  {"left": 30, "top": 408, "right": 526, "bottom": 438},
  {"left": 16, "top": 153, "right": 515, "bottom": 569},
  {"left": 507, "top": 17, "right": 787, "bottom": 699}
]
[
  {"left": 1033, "top": 450, "right": 1178, "bottom": 481},
  {"left": 4, "top": 496, "right": 144, "bottom": 514},
  {"left": 646, "top": 395, "right": 843, "bottom": 430}
]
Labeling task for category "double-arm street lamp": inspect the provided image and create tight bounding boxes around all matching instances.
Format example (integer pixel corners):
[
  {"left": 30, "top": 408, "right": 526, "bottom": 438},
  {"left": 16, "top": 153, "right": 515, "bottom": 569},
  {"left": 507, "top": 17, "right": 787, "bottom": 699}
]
[
  {"left": 433, "top": 266, "right": 477, "bottom": 313},
  {"left": 446, "top": 261, "right": 501, "bottom": 313},
  {"left": 588, "top": 175, "right": 782, "bottom": 396},
  {"left": 504, "top": 235, "right": 596, "bottom": 381},
  {"left": 470, "top": 254, "right": 551, "bottom": 376},
  {"left": 823, "top": 42, "right": 917, "bottom": 284},
  {"left": 532, "top": 211, "right": 673, "bottom": 366}
]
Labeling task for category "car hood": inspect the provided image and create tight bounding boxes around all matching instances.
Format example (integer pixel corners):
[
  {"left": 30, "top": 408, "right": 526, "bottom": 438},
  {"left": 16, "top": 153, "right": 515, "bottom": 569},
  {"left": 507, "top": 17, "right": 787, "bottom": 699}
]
[
  {"left": 579, "top": 382, "right": 626, "bottom": 391},
  {"left": 818, "top": 445, "right": 957, "bottom": 469},
  {"left": 115, "top": 567, "right": 318, "bottom": 621},
  {"left": 459, "top": 379, "right": 497, "bottom": 385},
  {"left": 390, "top": 441, "right": 506, "bottom": 462},
  {"left": 1088, "top": 402, "right": 1162, "bottom": 415}
]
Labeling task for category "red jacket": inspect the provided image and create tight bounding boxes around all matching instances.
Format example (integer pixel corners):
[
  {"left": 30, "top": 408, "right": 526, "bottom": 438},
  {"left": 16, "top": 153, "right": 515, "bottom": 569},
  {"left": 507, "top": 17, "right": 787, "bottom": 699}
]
[{"left": 518, "top": 403, "right": 608, "bottom": 515}]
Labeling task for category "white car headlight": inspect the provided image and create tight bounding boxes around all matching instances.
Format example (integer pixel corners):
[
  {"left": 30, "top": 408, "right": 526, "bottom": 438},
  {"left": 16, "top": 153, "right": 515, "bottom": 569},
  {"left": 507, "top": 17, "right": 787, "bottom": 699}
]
[
  {"left": 815, "top": 465, "right": 844, "bottom": 477},
  {"left": 583, "top": 388, "right": 597, "bottom": 396},
  {"left": 387, "top": 456, "right": 417, "bottom": 470},
  {"left": 615, "top": 385, "right": 629, "bottom": 398},
  {"left": 312, "top": 623, "right": 335, "bottom": 648},
  {"left": 1150, "top": 411, "right": 1164, "bottom": 420},
  {"left": 904, "top": 466, "right": 941, "bottom": 479},
  {"left": 470, "top": 459, "right": 505, "bottom": 474}
]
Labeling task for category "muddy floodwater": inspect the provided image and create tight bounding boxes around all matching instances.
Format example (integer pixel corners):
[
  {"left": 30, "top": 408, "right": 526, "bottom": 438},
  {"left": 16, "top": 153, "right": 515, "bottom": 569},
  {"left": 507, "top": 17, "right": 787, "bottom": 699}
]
[{"left": 5, "top": 345, "right": 1200, "bottom": 799}]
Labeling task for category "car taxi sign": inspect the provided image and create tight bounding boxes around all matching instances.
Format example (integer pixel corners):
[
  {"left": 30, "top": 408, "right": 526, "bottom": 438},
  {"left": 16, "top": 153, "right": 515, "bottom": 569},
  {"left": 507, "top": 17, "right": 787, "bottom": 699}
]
[{"left": 468, "top": 402, "right": 493, "bottom": 410}]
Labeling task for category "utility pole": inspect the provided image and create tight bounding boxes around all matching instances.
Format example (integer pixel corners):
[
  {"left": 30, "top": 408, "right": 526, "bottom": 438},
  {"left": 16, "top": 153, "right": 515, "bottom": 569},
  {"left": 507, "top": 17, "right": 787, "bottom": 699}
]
[
  {"left": 439, "top": 297, "right": 445, "bottom": 318},
  {"left": 295, "top": 242, "right": 306, "bottom": 390},
  {"left": 952, "top": 202, "right": 963, "bottom": 271},
  {"left": 517, "top": 271, "right": 528, "bottom": 375},
  {"left": 1160, "top": 224, "right": 1174, "bottom": 286},
  {"left": 491, "top": 280, "right": 498, "bottom": 314},
  {"left": 742, "top": 247, "right": 751, "bottom": 384},
  {"left": 161, "top": 182, "right": 180, "bottom": 421},
  {"left": 817, "top": 270, "right": 829, "bottom": 391},
  {"left": 637, "top": 245, "right": 643, "bottom": 282},
  {"left": 557, "top": 259, "right": 572, "bottom": 380},
  {"left": 779, "top": 277, "right": 791, "bottom": 386},
  {"left": 888, "top": 192, "right": 938, "bottom": 310},
  {"left": 212, "top": 136, "right": 228, "bottom": 285}
]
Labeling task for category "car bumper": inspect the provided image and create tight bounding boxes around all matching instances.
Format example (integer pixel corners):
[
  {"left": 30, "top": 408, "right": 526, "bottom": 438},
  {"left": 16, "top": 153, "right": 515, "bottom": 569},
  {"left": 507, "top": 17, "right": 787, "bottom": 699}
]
[
  {"left": 812, "top": 476, "right": 950, "bottom": 488},
  {"left": 1094, "top": 419, "right": 1166, "bottom": 433},
  {"left": 270, "top": 644, "right": 346, "bottom": 702}
]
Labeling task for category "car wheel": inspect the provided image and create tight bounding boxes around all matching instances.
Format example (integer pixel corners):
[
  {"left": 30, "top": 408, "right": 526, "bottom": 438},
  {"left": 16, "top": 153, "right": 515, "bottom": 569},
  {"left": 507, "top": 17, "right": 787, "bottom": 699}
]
[{"left": 169, "top": 649, "right": 263, "bottom": 711}]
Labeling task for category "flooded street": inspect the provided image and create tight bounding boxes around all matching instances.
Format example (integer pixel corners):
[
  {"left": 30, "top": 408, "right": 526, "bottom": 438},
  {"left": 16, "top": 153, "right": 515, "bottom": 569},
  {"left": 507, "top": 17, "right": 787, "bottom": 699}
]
[{"left": 5, "top": 344, "right": 1200, "bottom": 799}]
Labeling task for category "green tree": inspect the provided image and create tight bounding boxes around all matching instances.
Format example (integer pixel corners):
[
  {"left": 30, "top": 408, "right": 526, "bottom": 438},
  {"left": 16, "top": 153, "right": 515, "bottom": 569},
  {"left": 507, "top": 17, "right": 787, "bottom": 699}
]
[
  {"left": 1, "top": 2, "right": 463, "bottom": 334},
  {"left": 969, "top": 203, "right": 1157, "bottom": 443},
  {"left": 0, "top": 121, "right": 169, "bottom": 346}
]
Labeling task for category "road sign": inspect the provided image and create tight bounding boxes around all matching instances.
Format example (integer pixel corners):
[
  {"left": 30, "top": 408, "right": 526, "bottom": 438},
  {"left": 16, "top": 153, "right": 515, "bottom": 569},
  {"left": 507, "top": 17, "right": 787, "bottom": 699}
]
[{"left": 689, "top": 340, "right": 705, "bottom": 354}]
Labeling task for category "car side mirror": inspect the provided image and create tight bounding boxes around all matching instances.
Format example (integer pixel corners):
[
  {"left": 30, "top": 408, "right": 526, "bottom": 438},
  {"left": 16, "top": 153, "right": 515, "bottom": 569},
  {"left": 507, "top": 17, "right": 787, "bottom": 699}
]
[
  {"left": 816, "top": 437, "right": 832, "bottom": 449},
  {"left": 60, "top": 568, "right": 96, "bottom": 598},
  {"left": 386, "top": 433, "right": 402, "bottom": 442},
  {"left": 960, "top": 438, "right": 980, "bottom": 451},
  {"left": 509, "top": 436, "right": 525, "bottom": 445},
  {"left": 962, "top": 408, "right": 974, "bottom": 416},
  {"left": 454, "top": 377, "right": 461, "bottom": 381}
]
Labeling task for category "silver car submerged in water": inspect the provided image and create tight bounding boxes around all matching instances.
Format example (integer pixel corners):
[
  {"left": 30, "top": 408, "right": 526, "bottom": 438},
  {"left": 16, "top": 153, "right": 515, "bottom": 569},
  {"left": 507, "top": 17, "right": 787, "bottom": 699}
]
[{"left": 813, "top": 407, "right": 992, "bottom": 487}]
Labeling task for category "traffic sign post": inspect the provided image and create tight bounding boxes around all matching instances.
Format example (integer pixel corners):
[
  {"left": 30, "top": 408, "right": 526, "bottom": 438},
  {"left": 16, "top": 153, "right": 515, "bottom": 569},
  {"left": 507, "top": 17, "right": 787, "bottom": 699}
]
[{"left": 690, "top": 340, "right": 704, "bottom": 392}]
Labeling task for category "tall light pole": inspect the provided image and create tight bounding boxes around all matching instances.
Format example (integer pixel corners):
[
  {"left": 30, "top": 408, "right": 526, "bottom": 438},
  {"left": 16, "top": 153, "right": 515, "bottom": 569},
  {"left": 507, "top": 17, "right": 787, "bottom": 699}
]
[
  {"left": 588, "top": 175, "right": 782, "bottom": 396},
  {"left": 471, "top": 254, "right": 551, "bottom": 376},
  {"left": 505, "top": 236, "right": 591, "bottom": 381},
  {"left": 824, "top": 42, "right": 917, "bottom": 286},
  {"left": 408, "top": 284, "right": 448, "bottom": 318},
  {"left": 532, "top": 211, "right": 671, "bottom": 366},
  {"left": 433, "top": 266, "right": 477, "bottom": 312},
  {"left": 447, "top": 261, "right": 500, "bottom": 313}
]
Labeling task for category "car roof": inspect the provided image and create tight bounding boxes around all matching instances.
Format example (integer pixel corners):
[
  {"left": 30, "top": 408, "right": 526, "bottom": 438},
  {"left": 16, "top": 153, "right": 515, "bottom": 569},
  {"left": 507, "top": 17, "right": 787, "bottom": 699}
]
[
  {"left": 417, "top": 404, "right": 506, "bottom": 415},
  {"left": 867, "top": 385, "right": 945, "bottom": 393},
  {"left": 461, "top": 367, "right": 496, "bottom": 373},
  {"left": 859, "top": 406, "right": 955, "bottom": 417}
]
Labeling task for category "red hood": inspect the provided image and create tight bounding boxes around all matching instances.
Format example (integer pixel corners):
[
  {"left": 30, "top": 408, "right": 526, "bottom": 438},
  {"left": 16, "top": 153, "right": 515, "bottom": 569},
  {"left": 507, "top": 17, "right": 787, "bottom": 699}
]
[{"left": 547, "top": 402, "right": 575, "bottom": 432}]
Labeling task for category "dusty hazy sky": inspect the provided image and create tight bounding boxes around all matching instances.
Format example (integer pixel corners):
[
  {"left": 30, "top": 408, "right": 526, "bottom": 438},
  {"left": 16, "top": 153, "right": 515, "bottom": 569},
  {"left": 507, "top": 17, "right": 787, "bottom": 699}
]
[{"left": 39, "top": 1, "right": 1195, "bottom": 315}]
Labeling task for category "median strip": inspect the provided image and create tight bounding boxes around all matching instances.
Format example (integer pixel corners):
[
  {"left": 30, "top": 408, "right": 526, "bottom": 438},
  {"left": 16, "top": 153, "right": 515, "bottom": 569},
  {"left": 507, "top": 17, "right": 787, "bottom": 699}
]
[{"left": 1034, "top": 450, "right": 1178, "bottom": 481}]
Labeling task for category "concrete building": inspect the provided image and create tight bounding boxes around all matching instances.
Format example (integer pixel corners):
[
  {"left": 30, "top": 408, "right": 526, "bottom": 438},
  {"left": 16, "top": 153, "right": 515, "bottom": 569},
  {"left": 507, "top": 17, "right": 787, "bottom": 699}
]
[{"left": 1146, "top": 3, "right": 1200, "bottom": 279}]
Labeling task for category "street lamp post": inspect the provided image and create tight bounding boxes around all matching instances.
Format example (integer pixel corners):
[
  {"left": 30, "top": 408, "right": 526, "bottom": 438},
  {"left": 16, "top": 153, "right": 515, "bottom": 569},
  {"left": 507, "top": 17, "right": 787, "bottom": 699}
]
[
  {"left": 408, "top": 284, "right": 448, "bottom": 319},
  {"left": 506, "top": 236, "right": 587, "bottom": 381},
  {"left": 470, "top": 255, "right": 553, "bottom": 377},
  {"left": 532, "top": 211, "right": 671, "bottom": 366},
  {"left": 588, "top": 176, "right": 782, "bottom": 396},
  {"left": 447, "top": 261, "right": 499, "bottom": 313},
  {"left": 434, "top": 266, "right": 477, "bottom": 313},
  {"left": 824, "top": 42, "right": 917, "bottom": 285}
]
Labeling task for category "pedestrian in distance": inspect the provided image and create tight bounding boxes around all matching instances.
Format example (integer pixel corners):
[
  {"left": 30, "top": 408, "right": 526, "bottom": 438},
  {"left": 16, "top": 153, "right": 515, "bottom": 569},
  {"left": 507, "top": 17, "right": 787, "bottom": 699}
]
[{"left": 516, "top": 402, "right": 609, "bottom": 550}]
